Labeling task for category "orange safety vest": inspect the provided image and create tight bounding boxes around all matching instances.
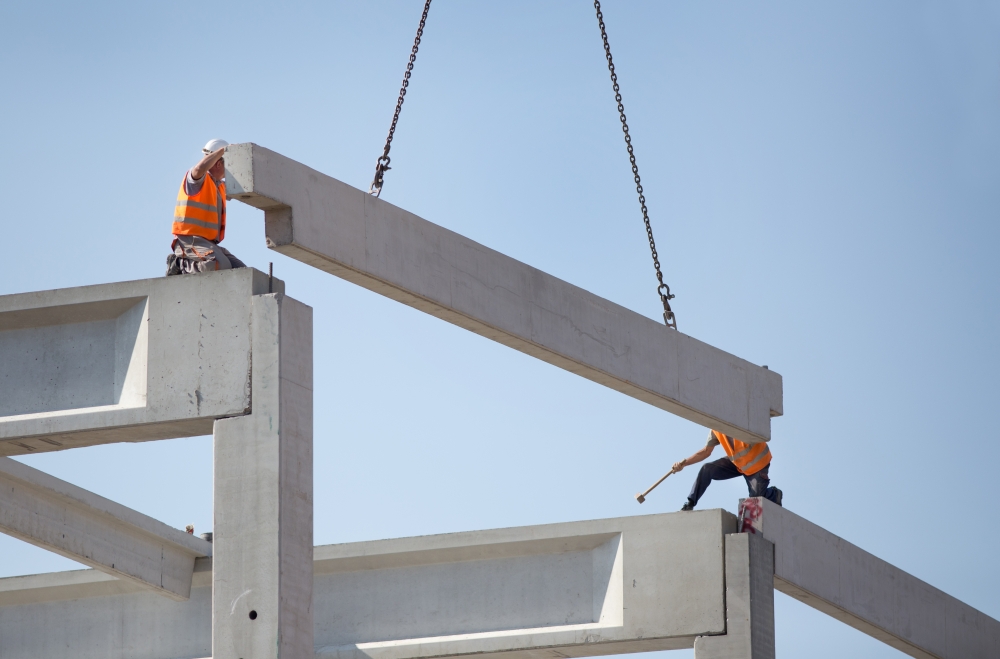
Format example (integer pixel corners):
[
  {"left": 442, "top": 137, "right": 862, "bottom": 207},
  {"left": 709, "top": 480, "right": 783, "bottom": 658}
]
[
  {"left": 712, "top": 430, "right": 771, "bottom": 476},
  {"left": 172, "top": 173, "right": 226, "bottom": 242}
]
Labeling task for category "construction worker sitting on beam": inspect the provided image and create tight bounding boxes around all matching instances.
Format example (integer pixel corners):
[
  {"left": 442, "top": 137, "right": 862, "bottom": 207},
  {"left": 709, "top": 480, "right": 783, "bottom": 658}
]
[
  {"left": 672, "top": 430, "right": 783, "bottom": 511},
  {"left": 166, "top": 139, "right": 247, "bottom": 276}
]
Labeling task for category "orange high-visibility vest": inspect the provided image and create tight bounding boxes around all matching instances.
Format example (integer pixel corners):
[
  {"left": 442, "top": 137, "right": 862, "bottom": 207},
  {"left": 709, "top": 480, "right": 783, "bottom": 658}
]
[
  {"left": 172, "top": 174, "right": 226, "bottom": 242},
  {"left": 712, "top": 430, "right": 771, "bottom": 476}
]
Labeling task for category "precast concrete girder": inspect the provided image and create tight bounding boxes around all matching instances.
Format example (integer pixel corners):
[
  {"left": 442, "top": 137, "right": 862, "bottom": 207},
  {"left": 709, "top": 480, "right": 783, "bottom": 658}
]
[
  {"left": 739, "top": 497, "right": 1000, "bottom": 659},
  {"left": 224, "top": 143, "right": 783, "bottom": 444},
  {"left": 0, "top": 269, "right": 282, "bottom": 456},
  {"left": 0, "top": 456, "right": 211, "bottom": 601},
  {"left": 0, "top": 510, "right": 736, "bottom": 659}
]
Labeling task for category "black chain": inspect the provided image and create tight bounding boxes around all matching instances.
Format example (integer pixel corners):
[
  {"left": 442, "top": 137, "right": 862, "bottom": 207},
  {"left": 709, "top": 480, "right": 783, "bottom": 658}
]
[
  {"left": 593, "top": 0, "right": 676, "bottom": 329},
  {"left": 369, "top": 0, "right": 433, "bottom": 198}
]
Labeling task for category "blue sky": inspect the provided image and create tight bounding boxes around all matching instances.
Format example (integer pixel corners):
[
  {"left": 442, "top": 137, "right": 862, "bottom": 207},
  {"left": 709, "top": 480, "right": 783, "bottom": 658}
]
[{"left": 1, "top": 2, "right": 998, "bottom": 657}]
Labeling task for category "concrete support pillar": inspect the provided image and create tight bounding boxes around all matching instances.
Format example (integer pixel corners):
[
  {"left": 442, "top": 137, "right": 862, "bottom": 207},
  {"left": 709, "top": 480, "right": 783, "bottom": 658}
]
[
  {"left": 213, "top": 293, "right": 313, "bottom": 659},
  {"left": 695, "top": 533, "right": 775, "bottom": 659}
]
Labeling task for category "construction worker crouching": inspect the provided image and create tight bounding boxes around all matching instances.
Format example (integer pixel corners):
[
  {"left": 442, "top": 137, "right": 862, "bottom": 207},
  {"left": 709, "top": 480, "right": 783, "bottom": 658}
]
[
  {"left": 166, "top": 139, "right": 247, "bottom": 276},
  {"left": 672, "top": 430, "right": 783, "bottom": 511}
]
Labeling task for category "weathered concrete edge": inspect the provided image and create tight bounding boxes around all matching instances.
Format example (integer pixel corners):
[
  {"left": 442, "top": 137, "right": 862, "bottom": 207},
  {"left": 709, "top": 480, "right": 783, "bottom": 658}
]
[{"left": 225, "top": 143, "right": 782, "bottom": 443}]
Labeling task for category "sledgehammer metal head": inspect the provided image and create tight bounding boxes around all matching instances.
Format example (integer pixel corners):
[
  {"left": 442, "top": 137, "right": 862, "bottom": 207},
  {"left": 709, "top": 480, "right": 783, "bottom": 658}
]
[{"left": 635, "top": 493, "right": 647, "bottom": 504}]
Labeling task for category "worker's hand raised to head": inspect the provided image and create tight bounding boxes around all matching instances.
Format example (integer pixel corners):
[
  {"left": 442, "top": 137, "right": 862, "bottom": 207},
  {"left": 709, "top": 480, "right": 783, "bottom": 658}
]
[{"left": 672, "top": 460, "right": 685, "bottom": 473}]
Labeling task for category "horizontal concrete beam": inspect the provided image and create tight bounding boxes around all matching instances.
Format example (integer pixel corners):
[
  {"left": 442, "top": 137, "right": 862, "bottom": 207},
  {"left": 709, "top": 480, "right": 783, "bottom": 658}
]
[
  {"left": 0, "top": 510, "right": 736, "bottom": 659},
  {"left": 225, "top": 143, "right": 782, "bottom": 443},
  {"left": 0, "top": 457, "right": 211, "bottom": 601},
  {"left": 0, "top": 268, "right": 282, "bottom": 456},
  {"left": 739, "top": 497, "right": 1000, "bottom": 659},
  {"left": 0, "top": 564, "right": 213, "bottom": 659}
]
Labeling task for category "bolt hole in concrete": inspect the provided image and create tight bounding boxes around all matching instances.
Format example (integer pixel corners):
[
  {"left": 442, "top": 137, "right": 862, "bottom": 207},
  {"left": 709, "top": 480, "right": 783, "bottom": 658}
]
[{"left": 249, "top": 610, "right": 258, "bottom": 620}]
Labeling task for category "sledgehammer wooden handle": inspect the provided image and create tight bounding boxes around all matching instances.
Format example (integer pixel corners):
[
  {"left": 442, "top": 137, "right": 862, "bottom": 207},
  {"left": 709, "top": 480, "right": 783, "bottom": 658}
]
[{"left": 635, "top": 468, "right": 677, "bottom": 504}]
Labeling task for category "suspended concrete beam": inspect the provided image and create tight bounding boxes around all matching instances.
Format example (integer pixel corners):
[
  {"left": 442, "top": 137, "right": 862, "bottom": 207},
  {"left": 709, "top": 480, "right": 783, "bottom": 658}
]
[
  {"left": 225, "top": 144, "right": 783, "bottom": 444},
  {"left": 0, "top": 456, "right": 211, "bottom": 601},
  {"left": 0, "top": 510, "right": 740, "bottom": 659},
  {"left": 739, "top": 497, "right": 1000, "bottom": 659},
  {"left": 0, "top": 268, "right": 282, "bottom": 456}
]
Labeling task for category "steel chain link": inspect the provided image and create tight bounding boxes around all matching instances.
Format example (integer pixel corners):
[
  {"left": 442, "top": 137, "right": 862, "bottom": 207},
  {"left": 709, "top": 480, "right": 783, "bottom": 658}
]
[
  {"left": 593, "top": 0, "right": 676, "bottom": 329},
  {"left": 369, "top": 0, "right": 433, "bottom": 198}
]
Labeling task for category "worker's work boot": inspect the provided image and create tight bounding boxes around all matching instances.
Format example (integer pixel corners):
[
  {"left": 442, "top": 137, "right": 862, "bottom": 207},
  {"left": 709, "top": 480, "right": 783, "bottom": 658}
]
[{"left": 680, "top": 500, "right": 695, "bottom": 511}]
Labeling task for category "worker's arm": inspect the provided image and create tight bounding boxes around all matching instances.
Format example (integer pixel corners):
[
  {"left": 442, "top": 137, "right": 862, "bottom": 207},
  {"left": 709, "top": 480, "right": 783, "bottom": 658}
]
[
  {"left": 671, "top": 444, "right": 714, "bottom": 473},
  {"left": 190, "top": 147, "right": 226, "bottom": 180}
]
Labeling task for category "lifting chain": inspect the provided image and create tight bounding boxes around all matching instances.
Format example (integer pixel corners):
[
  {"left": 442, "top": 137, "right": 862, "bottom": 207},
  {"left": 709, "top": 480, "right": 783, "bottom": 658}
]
[
  {"left": 369, "top": 0, "right": 433, "bottom": 198},
  {"left": 593, "top": 0, "right": 677, "bottom": 329}
]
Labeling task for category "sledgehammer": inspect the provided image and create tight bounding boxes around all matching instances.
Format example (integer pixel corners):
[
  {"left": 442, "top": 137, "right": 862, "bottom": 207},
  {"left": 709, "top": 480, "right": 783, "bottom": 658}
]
[{"left": 635, "top": 467, "right": 678, "bottom": 504}]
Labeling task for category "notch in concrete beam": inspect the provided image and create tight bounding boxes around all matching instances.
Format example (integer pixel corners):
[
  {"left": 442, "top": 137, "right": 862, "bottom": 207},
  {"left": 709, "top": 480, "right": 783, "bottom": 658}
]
[
  {"left": 0, "top": 457, "right": 211, "bottom": 601},
  {"left": 225, "top": 143, "right": 782, "bottom": 443}
]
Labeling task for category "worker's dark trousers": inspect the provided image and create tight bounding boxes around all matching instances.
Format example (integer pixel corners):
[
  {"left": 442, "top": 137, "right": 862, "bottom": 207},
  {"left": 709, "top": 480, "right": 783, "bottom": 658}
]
[{"left": 686, "top": 458, "right": 780, "bottom": 507}]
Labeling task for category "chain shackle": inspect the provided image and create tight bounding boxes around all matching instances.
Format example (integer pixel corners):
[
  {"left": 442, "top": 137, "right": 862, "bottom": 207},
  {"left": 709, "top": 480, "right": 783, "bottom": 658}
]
[
  {"left": 369, "top": 0, "right": 432, "bottom": 197},
  {"left": 593, "top": 0, "right": 677, "bottom": 329}
]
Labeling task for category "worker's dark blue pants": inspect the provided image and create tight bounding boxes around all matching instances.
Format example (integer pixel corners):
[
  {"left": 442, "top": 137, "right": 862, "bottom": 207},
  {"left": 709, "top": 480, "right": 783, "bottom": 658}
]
[{"left": 686, "top": 458, "right": 780, "bottom": 507}]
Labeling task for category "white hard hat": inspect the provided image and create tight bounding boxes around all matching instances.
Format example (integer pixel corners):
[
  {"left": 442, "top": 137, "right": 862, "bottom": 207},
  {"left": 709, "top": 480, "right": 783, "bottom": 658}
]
[{"left": 202, "top": 138, "right": 229, "bottom": 154}]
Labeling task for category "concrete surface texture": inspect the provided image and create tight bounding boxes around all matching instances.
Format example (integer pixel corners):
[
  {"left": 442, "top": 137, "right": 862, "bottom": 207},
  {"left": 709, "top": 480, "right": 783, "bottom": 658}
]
[
  {"left": 311, "top": 510, "right": 734, "bottom": 659},
  {"left": 0, "top": 268, "right": 283, "bottom": 456},
  {"left": 739, "top": 497, "right": 1000, "bottom": 659},
  {"left": 693, "top": 533, "right": 774, "bottom": 659},
  {"left": 224, "top": 143, "right": 782, "bottom": 444},
  {"left": 0, "top": 456, "right": 210, "bottom": 600},
  {"left": 0, "top": 565, "right": 213, "bottom": 659},
  {"left": 213, "top": 293, "right": 314, "bottom": 659},
  {"left": 0, "top": 511, "right": 735, "bottom": 659}
]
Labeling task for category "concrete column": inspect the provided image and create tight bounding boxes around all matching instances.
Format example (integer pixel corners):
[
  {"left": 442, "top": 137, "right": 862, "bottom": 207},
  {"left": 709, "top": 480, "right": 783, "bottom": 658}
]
[
  {"left": 695, "top": 533, "right": 775, "bottom": 659},
  {"left": 213, "top": 293, "right": 313, "bottom": 659}
]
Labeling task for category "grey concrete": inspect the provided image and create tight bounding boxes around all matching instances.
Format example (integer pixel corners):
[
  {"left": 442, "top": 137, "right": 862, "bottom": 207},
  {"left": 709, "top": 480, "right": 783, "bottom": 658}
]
[
  {"left": 0, "top": 269, "right": 283, "bottom": 456},
  {"left": 0, "top": 564, "right": 213, "bottom": 659},
  {"left": 0, "top": 510, "right": 734, "bottom": 659},
  {"left": 311, "top": 509, "right": 734, "bottom": 659},
  {"left": 213, "top": 293, "right": 314, "bottom": 659},
  {"left": 225, "top": 143, "right": 782, "bottom": 444},
  {"left": 741, "top": 497, "right": 1000, "bottom": 659},
  {"left": 694, "top": 533, "right": 775, "bottom": 659},
  {"left": 0, "top": 456, "right": 210, "bottom": 600}
]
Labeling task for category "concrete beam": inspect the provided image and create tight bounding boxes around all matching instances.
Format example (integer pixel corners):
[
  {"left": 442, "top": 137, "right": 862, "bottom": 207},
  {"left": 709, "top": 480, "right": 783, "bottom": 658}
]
[
  {"left": 225, "top": 143, "right": 782, "bottom": 444},
  {"left": 0, "top": 565, "right": 213, "bottom": 659},
  {"left": 0, "top": 268, "right": 283, "bottom": 456},
  {"left": 739, "top": 497, "right": 1000, "bottom": 659},
  {"left": 0, "top": 510, "right": 735, "bottom": 659},
  {"left": 213, "top": 293, "right": 313, "bottom": 659},
  {"left": 310, "top": 509, "right": 734, "bottom": 659},
  {"left": 0, "top": 456, "right": 211, "bottom": 601}
]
